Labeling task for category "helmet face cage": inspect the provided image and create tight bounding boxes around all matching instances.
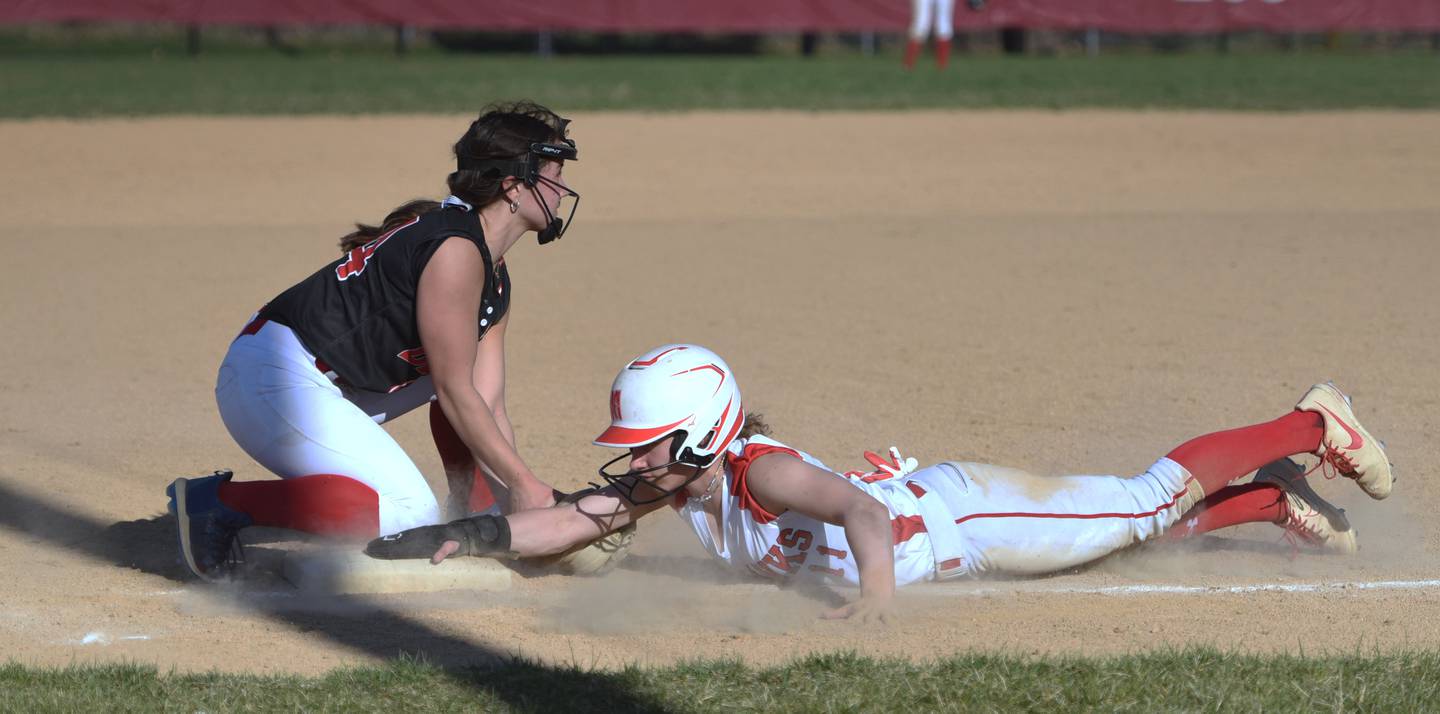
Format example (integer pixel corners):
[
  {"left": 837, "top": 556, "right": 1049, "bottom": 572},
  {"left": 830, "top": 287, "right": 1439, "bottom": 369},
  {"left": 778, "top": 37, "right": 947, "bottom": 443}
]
[{"left": 595, "top": 427, "right": 723, "bottom": 505}]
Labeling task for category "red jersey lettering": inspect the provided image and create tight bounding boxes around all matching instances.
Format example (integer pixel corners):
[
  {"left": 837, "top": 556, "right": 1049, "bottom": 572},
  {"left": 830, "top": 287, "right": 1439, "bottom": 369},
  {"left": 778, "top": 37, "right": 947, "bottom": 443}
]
[
  {"left": 397, "top": 347, "right": 430, "bottom": 375},
  {"left": 756, "top": 544, "right": 807, "bottom": 576},
  {"left": 335, "top": 216, "right": 418, "bottom": 281},
  {"left": 778, "top": 528, "right": 813, "bottom": 551}
]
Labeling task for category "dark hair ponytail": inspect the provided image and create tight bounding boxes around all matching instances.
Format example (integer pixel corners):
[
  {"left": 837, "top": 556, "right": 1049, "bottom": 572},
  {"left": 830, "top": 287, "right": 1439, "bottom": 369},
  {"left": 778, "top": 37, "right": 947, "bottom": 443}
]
[
  {"left": 738, "top": 413, "right": 773, "bottom": 439},
  {"left": 339, "top": 199, "right": 440, "bottom": 253},
  {"left": 338, "top": 100, "right": 570, "bottom": 253}
]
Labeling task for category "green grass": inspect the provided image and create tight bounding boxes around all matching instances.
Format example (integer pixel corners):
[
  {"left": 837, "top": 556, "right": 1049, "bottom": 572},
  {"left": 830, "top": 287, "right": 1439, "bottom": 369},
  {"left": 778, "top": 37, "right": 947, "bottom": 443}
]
[
  {"left": 5, "top": 649, "right": 1440, "bottom": 711},
  {"left": 1, "top": 49, "right": 1438, "bottom": 117}
]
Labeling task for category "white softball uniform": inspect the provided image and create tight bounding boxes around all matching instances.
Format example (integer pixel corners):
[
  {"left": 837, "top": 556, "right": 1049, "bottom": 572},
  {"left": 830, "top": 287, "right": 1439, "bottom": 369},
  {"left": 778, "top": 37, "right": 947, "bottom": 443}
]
[
  {"left": 910, "top": 0, "right": 956, "bottom": 40},
  {"left": 676, "top": 435, "right": 1203, "bottom": 587},
  {"left": 215, "top": 317, "right": 442, "bottom": 533}
]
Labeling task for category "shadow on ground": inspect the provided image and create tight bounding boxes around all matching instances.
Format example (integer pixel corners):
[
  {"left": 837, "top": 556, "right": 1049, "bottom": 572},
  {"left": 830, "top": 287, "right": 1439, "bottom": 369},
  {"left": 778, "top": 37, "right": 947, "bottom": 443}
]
[{"left": 0, "top": 475, "right": 675, "bottom": 711}]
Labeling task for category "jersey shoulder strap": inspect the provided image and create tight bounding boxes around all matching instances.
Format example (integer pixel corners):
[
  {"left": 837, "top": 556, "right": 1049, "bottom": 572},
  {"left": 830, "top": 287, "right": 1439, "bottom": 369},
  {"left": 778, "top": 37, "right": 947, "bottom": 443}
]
[
  {"left": 409, "top": 206, "right": 494, "bottom": 274},
  {"left": 725, "top": 436, "right": 803, "bottom": 525}
]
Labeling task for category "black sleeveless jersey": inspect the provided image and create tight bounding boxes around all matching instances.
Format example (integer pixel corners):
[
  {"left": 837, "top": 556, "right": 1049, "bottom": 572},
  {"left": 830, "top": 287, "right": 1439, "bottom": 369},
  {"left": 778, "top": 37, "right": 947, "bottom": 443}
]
[{"left": 259, "top": 206, "right": 511, "bottom": 393}]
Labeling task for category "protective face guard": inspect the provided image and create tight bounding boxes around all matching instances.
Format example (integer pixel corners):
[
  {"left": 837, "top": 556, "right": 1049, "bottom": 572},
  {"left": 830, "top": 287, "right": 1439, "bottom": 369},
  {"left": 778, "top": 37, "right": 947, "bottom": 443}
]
[
  {"left": 596, "top": 432, "right": 714, "bottom": 505},
  {"left": 532, "top": 171, "right": 579, "bottom": 245},
  {"left": 462, "top": 140, "right": 580, "bottom": 245}
]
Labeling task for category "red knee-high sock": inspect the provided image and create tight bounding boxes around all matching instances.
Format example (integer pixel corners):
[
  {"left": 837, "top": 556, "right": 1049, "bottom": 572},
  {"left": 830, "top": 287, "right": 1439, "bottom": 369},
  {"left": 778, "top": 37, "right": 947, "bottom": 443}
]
[
  {"left": 218, "top": 475, "right": 379, "bottom": 539},
  {"left": 1165, "top": 483, "right": 1285, "bottom": 541},
  {"left": 936, "top": 39, "right": 952, "bottom": 69},
  {"left": 903, "top": 39, "right": 922, "bottom": 70},
  {"left": 1165, "top": 410, "right": 1323, "bottom": 495},
  {"left": 430, "top": 402, "right": 497, "bottom": 513}
]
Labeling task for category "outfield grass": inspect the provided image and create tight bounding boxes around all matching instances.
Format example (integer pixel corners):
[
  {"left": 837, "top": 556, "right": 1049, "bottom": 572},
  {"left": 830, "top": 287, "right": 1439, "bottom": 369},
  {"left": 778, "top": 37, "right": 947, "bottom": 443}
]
[
  {"left": 1, "top": 48, "right": 1438, "bottom": 116},
  {"left": 4, "top": 650, "right": 1440, "bottom": 711}
]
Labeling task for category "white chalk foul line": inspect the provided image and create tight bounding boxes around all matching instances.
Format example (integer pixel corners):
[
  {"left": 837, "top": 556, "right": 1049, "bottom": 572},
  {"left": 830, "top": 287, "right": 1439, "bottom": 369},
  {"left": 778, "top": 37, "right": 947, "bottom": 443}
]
[
  {"left": 933, "top": 578, "right": 1440, "bottom": 598},
  {"left": 143, "top": 579, "right": 1440, "bottom": 600}
]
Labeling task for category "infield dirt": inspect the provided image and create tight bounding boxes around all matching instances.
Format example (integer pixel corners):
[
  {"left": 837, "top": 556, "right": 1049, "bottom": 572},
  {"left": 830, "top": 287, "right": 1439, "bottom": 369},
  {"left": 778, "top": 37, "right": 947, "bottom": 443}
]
[{"left": 1, "top": 111, "right": 1437, "bottom": 673}]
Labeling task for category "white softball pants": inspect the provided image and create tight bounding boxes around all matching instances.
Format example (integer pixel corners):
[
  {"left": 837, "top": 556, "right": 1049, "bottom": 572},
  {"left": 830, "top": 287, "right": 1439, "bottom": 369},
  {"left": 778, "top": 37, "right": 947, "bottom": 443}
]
[
  {"left": 925, "top": 458, "right": 1201, "bottom": 576},
  {"left": 214, "top": 319, "right": 441, "bottom": 533},
  {"left": 910, "top": 0, "right": 956, "bottom": 40}
]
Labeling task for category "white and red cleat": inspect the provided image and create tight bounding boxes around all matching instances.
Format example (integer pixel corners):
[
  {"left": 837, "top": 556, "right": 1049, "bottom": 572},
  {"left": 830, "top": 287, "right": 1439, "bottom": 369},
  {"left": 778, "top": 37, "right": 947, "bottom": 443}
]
[{"left": 1296, "top": 382, "right": 1393, "bottom": 500}]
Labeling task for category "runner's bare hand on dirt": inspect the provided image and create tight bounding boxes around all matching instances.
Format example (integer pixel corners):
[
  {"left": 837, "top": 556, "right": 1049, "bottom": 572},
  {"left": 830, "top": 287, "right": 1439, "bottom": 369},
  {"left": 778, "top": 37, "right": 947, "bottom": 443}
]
[{"left": 821, "top": 596, "right": 894, "bottom": 624}]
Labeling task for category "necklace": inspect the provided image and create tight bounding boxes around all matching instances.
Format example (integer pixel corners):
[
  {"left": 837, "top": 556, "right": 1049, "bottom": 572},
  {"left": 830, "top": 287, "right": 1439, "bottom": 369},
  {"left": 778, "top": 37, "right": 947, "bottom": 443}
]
[{"left": 696, "top": 470, "right": 723, "bottom": 505}]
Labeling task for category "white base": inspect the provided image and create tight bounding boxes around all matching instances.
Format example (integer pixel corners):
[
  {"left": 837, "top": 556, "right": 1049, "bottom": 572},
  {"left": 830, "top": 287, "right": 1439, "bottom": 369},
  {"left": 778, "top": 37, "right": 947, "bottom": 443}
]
[{"left": 281, "top": 550, "right": 511, "bottom": 594}]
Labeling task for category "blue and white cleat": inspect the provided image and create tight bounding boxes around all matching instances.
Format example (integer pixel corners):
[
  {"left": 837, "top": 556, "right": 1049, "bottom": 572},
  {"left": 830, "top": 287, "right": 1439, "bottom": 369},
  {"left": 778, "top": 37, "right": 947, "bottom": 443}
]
[{"left": 167, "top": 470, "right": 253, "bottom": 582}]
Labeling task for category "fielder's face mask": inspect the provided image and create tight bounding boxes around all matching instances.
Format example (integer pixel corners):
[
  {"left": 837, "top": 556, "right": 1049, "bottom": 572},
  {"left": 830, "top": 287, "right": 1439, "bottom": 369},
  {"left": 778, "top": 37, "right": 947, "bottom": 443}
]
[
  {"left": 597, "top": 432, "right": 714, "bottom": 505},
  {"left": 461, "top": 138, "right": 580, "bottom": 245}
]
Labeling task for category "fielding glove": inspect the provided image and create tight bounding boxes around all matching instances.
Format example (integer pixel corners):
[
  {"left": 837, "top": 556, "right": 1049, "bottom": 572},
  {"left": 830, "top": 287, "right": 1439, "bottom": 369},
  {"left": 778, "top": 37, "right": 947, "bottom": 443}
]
[{"left": 365, "top": 514, "right": 512, "bottom": 560}]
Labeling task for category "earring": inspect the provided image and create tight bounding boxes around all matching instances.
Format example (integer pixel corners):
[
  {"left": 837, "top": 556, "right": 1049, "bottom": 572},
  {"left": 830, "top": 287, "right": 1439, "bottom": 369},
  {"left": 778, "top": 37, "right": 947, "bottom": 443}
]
[{"left": 508, "top": 198, "right": 519, "bottom": 214}]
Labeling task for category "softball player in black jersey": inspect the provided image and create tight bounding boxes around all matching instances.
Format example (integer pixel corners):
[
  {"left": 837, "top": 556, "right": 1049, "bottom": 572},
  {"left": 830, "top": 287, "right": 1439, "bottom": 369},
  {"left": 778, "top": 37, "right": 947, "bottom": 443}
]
[{"left": 168, "top": 101, "right": 580, "bottom": 581}]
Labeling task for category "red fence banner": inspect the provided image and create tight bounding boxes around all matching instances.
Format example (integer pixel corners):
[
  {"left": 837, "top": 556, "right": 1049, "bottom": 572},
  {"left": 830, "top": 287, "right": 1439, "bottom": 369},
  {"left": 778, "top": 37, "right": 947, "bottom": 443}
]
[{"left": 3, "top": 0, "right": 1439, "bottom": 32}]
